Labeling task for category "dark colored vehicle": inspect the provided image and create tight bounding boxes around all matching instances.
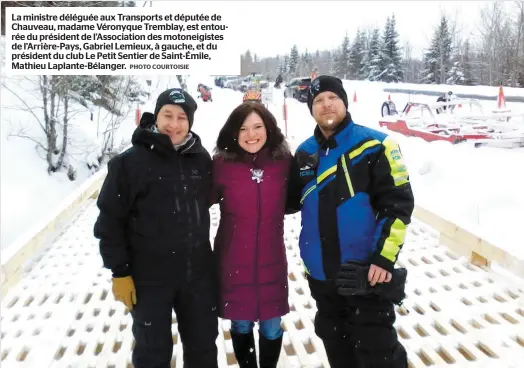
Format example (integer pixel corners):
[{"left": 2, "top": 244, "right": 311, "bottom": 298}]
[
  {"left": 214, "top": 76, "right": 225, "bottom": 88},
  {"left": 284, "top": 77, "right": 311, "bottom": 102}
]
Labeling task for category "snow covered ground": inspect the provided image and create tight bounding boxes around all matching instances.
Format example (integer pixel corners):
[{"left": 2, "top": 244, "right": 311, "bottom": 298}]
[{"left": 1, "top": 179, "right": 524, "bottom": 367}]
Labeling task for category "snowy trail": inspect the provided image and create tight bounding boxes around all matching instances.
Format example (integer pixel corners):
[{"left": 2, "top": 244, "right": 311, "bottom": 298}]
[{"left": 1, "top": 198, "right": 524, "bottom": 368}]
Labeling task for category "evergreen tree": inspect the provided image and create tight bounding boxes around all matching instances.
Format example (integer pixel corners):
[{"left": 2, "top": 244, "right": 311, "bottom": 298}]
[
  {"left": 303, "top": 49, "right": 313, "bottom": 76},
  {"left": 283, "top": 55, "right": 290, "bottom": 75},
  {"left": 447, "top": 44, "right": 465, "bottom": 85},
  {"left": 330, "top": 51, "right": 341, "bottom": 76},
  {"left": 364, "top": 28, "right": 382, "bottom": 81},
  {"left": 349, "top": 28, "right": 366, "bottom": 79},
  {"left": 378, "top": 14, "right": 403, "bottom": 82},
  {"left": 288, "top": 45, "right": 299, "bottom": 76},
  {"left": 461, "top": 40, "right": 475, "bottom": 85},
  {"left": 338, "top": 33, "right": 352, "bottom": 78},
  {"left": 421, "top": 15, "right": 452, "bottom": 84},
  {"left": 241, "top": 50, "right": 253, "bottom": 75},
  {"left": 377, "top": 16, "right": 391, "bottom": 81}
]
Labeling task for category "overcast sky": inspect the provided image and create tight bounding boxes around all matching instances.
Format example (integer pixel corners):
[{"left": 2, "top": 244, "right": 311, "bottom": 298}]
[{"left": 150, "top": 0, "right": 496, "bottom": 58}]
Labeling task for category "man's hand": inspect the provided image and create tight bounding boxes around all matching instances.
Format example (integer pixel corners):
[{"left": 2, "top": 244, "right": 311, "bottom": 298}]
[
  {"left": 112, "top": 276, "right": 137, "bottom": 311},
  {"left": 337, "top": 262, "right": 407, "bottom": 305},
  {"left": 368, "top": 264, "right": 392, "bottom": 286}
]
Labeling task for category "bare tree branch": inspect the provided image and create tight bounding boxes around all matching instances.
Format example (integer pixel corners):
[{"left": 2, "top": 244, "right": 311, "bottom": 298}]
[
  {"left": 1, "top": 81, "right": 46, "bottom": 132},
  {"left": 7, "top": 130, "right": 47, "bottom": 152},
  {"left": 1, "top": 105, "right": 44, "bottom": 112}
]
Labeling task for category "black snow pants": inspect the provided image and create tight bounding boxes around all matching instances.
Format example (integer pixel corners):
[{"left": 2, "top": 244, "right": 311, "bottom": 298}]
[
  {"left": 130, "top": 274, "right": 219, "bottom": 368},
  {"left": 307, "top": 275, "right": 407, "bottom": 368}
]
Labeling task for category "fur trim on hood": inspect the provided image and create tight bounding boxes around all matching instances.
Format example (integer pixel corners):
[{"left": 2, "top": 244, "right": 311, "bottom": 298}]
[{"left": 214, "top": 139, "right": 290, "bottom": 161}]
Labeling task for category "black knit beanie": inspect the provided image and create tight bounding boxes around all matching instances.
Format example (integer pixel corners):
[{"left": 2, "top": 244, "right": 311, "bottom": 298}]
[
  {"left": 307, "top": 75, "right": 348, "bottom": 114},
  {"left": 154, "top": 88, "right": 198, "bottom": 128}
]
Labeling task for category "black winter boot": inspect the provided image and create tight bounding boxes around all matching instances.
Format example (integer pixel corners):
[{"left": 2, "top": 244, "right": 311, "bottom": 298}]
[
  {"left": 231, "top": 331, "right": 257, "bottom": 368},
  {"left": 259, "top": 334, "right": 283, "bottom": 368}
]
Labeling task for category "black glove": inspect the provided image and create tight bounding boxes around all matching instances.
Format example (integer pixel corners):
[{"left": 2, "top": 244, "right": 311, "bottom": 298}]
[
  {"left": 336, "top": 261, "right": 407, "bottom": 305},
  {"left": 373, "top": 267, "right": 407, "bottom": 305},
  {"left": 335, "top": 261, "right": 372, "bottom": 297}
]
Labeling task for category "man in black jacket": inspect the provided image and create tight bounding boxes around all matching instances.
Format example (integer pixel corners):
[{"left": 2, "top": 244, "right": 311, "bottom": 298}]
[{"left": 94, "top": 88, "right": 218, "bottom": 368}]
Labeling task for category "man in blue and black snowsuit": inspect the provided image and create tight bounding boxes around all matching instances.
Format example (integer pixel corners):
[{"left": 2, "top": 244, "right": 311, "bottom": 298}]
[{"left": 287, "top": 75, "right": 414, "bottom": 367}]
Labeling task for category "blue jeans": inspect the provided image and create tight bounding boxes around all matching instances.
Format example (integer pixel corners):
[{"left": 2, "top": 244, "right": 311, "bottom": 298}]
[{"left": 231, "top": 317, "right": 283, "bottom": 340}]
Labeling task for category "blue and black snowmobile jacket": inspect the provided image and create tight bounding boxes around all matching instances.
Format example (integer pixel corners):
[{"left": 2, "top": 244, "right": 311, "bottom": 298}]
[{"left": 287, "top": 112, "right": 415, "bottom": 281}]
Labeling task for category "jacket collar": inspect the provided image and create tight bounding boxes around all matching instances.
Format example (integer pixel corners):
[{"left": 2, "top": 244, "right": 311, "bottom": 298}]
[
  {"left": 132, "top": 112, "right": 205, "bottom": 156},
  {"left": 314, "top": 112, "right": 353, "bottom": 151},
  {"left": 236, "top": 147, "right": 271, "bottom": 166}
]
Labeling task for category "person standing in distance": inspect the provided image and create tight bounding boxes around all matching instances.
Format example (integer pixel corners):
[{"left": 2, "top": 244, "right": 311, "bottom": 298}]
[
  {"left": 94, "top": 88, "right": 219, "bottom": 368},
  {"left": 286, "top": 75, "right": 414, "bottom": 368}
]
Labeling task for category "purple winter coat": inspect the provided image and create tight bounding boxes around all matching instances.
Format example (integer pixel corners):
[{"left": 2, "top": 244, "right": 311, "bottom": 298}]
[{"left": 211, "top": 144, "right": 291, "bottom": 321}]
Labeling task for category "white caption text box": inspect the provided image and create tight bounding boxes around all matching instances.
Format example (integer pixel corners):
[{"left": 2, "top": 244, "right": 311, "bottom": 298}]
[{"left": 5, "top": 5, "right": 242, "bottom": 76}]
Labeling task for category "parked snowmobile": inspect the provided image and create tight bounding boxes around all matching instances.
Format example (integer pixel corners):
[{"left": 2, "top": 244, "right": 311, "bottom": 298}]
[
  {"left": 197, "top": 83, "right": 212, "bottom": 102},
  {"left": 243, "top": 84, "right": 262, "bottom": 103}
]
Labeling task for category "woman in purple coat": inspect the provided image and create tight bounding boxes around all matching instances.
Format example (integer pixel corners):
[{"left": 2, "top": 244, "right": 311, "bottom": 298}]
[{"left": 211, "top": 102, "right": 291, "bottom": 368}]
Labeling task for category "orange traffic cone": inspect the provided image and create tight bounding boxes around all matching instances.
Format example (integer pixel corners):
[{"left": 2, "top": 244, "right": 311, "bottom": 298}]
[
  {"left": 388, "top": 94, "right": 391, "bottom": 101},
  {"left": 497, "top": 86, "right": 506, "bottom": 109},
  {"left": 353, "top": 91, "right": 357, "bottom": 103}
]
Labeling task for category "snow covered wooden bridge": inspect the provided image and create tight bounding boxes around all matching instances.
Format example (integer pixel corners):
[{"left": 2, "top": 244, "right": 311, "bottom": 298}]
[{"left": 1, "top": 169, "right": 524, "bottom": 368}]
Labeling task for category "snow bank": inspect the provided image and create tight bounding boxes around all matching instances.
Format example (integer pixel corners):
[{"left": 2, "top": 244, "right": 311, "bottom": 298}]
[{"left": 0, "top": 36, "right": 169, "bottom": 250}]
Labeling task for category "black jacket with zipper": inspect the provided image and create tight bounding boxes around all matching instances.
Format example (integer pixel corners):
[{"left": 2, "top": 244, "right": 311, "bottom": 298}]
[{"left": 94, "top": 113, "right": 213, "bottom": 285}]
